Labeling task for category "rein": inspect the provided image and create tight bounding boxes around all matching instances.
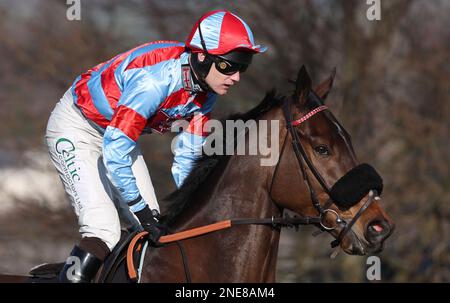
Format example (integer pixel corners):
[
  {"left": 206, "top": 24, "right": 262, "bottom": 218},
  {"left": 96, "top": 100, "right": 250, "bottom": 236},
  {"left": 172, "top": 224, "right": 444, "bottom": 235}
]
[{"left": 128, "top": 213, "right": 322, "bottom": 282}]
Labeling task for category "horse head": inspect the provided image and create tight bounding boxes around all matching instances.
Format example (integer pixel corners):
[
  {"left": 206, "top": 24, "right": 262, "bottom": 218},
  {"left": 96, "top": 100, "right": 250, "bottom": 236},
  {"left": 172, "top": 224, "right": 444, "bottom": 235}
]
[{"left": 269, "top": 66, "right": 395, "bottom": 255}]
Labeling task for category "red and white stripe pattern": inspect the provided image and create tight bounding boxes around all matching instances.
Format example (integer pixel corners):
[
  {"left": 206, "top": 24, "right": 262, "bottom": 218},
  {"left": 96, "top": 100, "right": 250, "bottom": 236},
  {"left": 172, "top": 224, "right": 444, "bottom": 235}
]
[
  {"left": 185, "top": 10, "right": 267, "bottom": 55},
  {"left": 291, "top": 105, "right": 328, "bottom": 127}
]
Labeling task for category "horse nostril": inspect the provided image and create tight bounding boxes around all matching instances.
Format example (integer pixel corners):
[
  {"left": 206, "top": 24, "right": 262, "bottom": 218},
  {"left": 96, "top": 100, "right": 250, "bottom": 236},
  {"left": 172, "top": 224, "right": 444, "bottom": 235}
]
[
  {"left": 366, "top": 220, "right": 390, "bottom": 241},
  {"left": 370, "top": 223, "right": 384, "bottom": 233}
]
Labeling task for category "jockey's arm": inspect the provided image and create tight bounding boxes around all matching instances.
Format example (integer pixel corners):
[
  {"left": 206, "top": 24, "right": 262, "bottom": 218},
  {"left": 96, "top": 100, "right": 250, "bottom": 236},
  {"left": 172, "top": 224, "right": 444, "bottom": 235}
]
[
  {"left": 171, "top": 93, "right": 217, "bottom": 188},
  {"left": 103, "top": 69, "right": 167, "bottom": 213}
]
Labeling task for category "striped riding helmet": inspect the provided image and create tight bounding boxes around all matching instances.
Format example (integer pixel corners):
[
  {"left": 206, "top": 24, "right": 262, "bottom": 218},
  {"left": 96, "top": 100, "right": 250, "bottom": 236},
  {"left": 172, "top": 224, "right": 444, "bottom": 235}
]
[
  {"left": 186, "top": 10, "right": 267, "bottom": 91},
  {"left": 186, "top": 10, "right": 267, "bottom": 57}
]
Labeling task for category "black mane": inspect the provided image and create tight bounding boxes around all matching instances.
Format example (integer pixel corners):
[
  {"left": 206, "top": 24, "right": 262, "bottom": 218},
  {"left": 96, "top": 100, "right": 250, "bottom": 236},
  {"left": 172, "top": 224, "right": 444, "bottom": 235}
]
[{"left": 162, "top": 90, "right": 285, "bottom": 223}]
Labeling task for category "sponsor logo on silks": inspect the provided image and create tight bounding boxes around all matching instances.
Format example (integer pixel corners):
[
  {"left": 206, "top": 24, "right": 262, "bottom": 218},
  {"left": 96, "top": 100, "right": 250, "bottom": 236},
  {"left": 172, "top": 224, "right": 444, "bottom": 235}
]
[{"left": 56, "top": 137, "right": 80, "bottom": 181}]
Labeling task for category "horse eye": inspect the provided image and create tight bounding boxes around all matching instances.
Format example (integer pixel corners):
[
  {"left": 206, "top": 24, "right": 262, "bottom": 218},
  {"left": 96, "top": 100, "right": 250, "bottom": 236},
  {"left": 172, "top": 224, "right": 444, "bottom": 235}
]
[{"left": 314, "top": 145, "right": 330, "bottom": 156}]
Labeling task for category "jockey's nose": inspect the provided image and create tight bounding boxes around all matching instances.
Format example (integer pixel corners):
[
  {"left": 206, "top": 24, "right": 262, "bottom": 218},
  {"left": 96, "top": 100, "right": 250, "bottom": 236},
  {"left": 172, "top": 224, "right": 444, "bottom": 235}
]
[
  {"left": 230, "top": 71, "right": 240, "bottom": 82},
  {"left": 365, "top": 219, "right": 394, "bottom": 244}
]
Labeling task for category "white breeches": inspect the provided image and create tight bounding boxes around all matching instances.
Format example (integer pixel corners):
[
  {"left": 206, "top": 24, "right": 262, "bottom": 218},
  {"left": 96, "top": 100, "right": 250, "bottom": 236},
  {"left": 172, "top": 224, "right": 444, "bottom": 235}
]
[{"left": 45, "top": 89, "right": 159, "bottom": 250}]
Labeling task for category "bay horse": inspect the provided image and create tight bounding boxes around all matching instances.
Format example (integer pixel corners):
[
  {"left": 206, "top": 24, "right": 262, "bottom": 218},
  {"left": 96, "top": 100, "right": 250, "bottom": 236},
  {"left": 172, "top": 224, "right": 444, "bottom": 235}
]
[
  {"left": 139, "top": 65, "right": 394, "bottom": 282},
  {"left": 0, "top": 66, "right": 394, "bottom": 283}
]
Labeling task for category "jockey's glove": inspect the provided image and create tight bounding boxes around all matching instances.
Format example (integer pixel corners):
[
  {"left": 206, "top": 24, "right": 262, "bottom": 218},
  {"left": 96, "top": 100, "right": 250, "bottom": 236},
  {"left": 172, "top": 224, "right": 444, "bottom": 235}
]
[{"left": 135, "top": 206, "right": 166, "bottom": 246}]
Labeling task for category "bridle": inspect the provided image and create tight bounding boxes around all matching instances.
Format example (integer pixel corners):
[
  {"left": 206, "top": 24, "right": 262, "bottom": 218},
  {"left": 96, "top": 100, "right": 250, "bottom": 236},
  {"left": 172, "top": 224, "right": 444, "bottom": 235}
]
[{"left": 269, "top": 91, "right": 377, "bottom": 249}]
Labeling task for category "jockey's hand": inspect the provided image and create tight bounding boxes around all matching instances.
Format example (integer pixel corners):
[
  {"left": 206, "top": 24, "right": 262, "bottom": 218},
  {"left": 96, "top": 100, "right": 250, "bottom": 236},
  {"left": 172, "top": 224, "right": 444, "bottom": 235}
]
[{"left": 135, "top": 206, "right": 166, "bottom": 246}]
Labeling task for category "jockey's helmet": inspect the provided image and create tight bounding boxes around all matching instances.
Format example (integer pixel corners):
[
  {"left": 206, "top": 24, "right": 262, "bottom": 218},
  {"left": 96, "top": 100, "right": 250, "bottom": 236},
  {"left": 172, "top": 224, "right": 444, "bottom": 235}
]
[{"left": 185, "top": 10, "right": 266, "bottom": 89}]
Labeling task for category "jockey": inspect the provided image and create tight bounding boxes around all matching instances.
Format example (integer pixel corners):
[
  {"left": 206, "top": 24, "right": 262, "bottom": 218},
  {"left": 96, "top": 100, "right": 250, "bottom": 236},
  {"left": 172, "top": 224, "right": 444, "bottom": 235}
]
[{"left": 45, "top": 10, "right": 266, "bottom": 282}]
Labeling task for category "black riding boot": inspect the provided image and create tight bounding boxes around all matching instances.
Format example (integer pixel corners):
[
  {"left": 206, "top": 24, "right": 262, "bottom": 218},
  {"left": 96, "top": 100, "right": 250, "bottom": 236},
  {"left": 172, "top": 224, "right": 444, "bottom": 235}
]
[{"left": 58, "top": 245, "right": 102, "bottom": 283}]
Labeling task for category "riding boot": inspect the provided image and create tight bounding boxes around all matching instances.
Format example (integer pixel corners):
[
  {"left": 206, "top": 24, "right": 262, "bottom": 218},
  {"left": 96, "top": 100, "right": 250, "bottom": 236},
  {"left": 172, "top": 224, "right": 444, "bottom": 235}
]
[{"left": 58, "top": 245, "right": 102, "bottom": 283}]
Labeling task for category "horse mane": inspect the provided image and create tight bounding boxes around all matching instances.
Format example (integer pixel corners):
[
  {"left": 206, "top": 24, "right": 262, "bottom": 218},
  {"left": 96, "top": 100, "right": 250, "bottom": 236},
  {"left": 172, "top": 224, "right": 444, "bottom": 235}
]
[{"left": 162, "top": 89, "right": 285, "bottom": 223}]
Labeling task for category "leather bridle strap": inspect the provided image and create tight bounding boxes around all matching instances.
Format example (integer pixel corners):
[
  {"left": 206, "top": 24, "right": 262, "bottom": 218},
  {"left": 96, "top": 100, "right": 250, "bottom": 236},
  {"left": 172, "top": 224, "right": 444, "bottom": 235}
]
[
  {"left": 281, "top": 98, "right": 331, "bottom": 218},
  {"left": 282, "top": 98, "right": 331, "bottom": 195},
  {"left": 232, "top": 215, "right": 321, "bottom": 227},
  {"left": 330, "top": 190, "right": 377, "bottom": 248}
]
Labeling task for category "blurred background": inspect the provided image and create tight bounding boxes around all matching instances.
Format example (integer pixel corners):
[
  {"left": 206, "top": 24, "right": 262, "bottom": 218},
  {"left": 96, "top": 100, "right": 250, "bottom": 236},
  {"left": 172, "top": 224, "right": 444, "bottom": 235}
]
[{"left": 0, "top": 0, "right": 448, "bottom": 282}]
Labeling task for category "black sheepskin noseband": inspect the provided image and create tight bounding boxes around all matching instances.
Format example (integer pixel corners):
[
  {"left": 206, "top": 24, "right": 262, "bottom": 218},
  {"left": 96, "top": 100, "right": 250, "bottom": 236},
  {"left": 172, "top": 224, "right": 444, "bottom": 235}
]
[{"left": 329, "top": 163, "right": 383, "bottom": 209}]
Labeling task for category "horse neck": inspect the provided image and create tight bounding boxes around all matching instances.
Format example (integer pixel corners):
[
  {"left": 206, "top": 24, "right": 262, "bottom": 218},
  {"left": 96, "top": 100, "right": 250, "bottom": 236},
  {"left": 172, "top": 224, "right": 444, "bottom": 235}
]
[{"left": 170, "top": 109, "right": 283, "bottom": 281}]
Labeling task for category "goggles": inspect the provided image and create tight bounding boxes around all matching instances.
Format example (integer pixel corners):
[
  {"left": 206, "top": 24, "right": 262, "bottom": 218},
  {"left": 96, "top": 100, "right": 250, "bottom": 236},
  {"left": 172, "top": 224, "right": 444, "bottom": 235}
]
[{"left": 210, "top": 55, "right": 248, "bottom": 75}]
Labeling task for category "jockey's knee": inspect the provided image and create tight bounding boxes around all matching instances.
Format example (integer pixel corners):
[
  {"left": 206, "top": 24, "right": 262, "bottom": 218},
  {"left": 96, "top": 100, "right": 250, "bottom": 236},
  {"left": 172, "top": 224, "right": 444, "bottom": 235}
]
[
  {"left": 98, "top": 228, "right": 121, "bottom": 251},
  {"left": 79, "top": 207, "right": 122, "bottom": 252},
  {"left": 80, "top": 226, "right": 121, "bottom": 252}
]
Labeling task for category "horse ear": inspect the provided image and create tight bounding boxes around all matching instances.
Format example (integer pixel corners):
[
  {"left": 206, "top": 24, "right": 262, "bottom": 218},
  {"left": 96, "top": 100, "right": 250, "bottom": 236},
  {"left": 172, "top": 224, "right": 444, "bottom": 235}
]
[
  {"left": 294, "top": 65, "right": 312, "bottom": 105},
  {"left": 314, "top": 67, "right": 336, "bottom": 102}
]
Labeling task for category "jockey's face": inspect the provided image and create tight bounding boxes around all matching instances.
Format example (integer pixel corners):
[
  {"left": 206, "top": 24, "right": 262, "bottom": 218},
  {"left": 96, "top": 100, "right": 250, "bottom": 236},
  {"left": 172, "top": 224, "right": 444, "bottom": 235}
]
[{"left": 198, "top": 53, "right": 240, "bottom": 95}]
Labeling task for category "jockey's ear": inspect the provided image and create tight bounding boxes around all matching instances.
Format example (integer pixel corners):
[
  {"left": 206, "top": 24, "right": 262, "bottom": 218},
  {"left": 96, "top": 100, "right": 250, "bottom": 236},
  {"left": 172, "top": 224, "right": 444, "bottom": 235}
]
[
  {"left": 294, "top": 65, "right": 312, "bottom": 106},
  {"left": 314, "top": 67, "right": 336, "bottom": 102}
]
